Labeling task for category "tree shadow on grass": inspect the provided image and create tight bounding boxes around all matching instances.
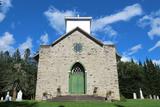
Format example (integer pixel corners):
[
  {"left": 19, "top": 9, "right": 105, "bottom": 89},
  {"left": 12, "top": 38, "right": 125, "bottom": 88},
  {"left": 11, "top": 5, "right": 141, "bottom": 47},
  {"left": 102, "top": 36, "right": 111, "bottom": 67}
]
[
  {"left": 114, "top": 104, "right": 125, "bottom": 107},
  {"left": 0, "top": 101, "right": 38, "bottom": 107},
  {"left": 58, "top": 105, "right": 65, "bottom": 107}
]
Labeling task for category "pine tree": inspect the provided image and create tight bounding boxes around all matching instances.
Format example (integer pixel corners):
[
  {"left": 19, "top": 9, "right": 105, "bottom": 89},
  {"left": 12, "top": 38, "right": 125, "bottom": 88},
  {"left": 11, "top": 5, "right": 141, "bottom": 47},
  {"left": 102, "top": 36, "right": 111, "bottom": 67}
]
[
  {"left": 24, "top": 48, "right": 30, "bottom": 62},
  {"left": 4, "top": 51, "right": 10, "bottom": 62},
  {"left": 13, "top": 49, "right": 21, "bottom": 62}
]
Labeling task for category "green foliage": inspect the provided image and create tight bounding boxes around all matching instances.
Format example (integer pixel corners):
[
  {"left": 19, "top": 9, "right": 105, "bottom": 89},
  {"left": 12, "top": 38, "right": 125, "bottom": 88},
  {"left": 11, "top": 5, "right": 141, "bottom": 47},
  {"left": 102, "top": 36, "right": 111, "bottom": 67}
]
[
  {"left": 24, "top": 48, "right": 30, "bottom": 61},
  {"left": 118, "top": 59, "right": 160, "bottom": 99},
  {"left": 12, "top": 49, "right": 21, "bottom": 62},
  {"left": 120, "top": 94, "right": 126, "bottom": 101},
  {"left": 1, "top": 47, "right": 160, "bottom": 100},
  {"left": 0, "top": 48, "right": 37, "bottom": 99}
]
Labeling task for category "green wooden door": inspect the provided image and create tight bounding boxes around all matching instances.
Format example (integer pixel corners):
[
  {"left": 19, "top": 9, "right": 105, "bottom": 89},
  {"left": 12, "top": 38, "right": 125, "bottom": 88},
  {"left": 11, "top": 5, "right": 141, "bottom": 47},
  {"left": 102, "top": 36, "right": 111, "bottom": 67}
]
[{"left": 69, "top": 63, "right": 85, "bottom": 94}]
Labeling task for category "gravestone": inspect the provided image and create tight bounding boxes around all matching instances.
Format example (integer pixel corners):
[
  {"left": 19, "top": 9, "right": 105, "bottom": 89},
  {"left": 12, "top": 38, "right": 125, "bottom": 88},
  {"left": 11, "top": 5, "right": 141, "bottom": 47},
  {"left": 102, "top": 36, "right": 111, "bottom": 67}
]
[
  {"left": 140, "top": 88, "right": 144, "bottom": 99},
  {"left": 153, "top": 95, "right": 156, "bottom": 99},
  {"left": 16, "top": 90, "right": 23, "bottom": 101},
  {"left": 5, "top": 91, "right": 10, "bottom": 101},
  {"left": 0, "top": 97, "right": 3, "bottom": 101},
  {"left": 9, "top": 96, "right": 12, "bottom": 101},
  {"left": 5, "top": 91, "right": 12, "bottom": 101},
  {"left": 157, "top": 96, "right": 159, "bottom": 100},
  {"left": 149, "top": 95, "right": 152, "bottom": 99},
  {"left": 133, "top": 93, "right": 137, "bottom": 99}
]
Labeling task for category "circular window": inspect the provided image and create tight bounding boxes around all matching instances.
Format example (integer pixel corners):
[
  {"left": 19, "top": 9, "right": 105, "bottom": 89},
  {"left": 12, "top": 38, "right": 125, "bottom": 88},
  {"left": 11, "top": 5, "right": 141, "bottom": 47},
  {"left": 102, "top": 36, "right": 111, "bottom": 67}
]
[{"left": 73, "top": 43, "right": 83, "bottom": 53}]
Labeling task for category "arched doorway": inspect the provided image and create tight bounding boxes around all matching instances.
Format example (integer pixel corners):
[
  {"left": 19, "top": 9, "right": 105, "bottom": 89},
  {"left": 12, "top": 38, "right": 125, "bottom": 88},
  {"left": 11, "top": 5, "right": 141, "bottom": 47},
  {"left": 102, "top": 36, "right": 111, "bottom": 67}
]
[{"left": 69, "top": 62, "right": 85, "bottom": 94}]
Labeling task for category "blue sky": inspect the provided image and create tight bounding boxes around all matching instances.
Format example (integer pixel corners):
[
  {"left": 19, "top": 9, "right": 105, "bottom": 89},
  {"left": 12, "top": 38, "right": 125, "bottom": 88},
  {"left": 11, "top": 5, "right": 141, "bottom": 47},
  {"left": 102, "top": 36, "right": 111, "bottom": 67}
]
[{"left": 0, "top": 0, "right": 160, "bottom": 64}]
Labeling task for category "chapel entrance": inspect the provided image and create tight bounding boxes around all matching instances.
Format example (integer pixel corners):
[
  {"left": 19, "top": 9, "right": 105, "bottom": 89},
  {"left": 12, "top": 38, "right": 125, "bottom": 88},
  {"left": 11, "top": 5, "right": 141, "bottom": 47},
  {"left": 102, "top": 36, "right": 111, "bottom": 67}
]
[{"left": 69, "top": 62, "right": 85, "bottom": 94}]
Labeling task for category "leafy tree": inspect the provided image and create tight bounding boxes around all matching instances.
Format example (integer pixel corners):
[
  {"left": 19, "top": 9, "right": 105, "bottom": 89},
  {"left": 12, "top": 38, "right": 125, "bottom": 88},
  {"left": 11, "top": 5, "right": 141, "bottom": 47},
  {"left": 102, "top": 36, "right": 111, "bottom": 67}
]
[{"left": 0, "top": 49, "right": 37, "bottom": 99}]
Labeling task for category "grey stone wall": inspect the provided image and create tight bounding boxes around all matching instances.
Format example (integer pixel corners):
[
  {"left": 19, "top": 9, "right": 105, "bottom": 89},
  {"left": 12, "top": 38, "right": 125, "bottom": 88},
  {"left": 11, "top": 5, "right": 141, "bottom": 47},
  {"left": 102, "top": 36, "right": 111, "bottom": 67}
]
[{"left": 35, "top": 30, "right": 120, "bottom": 100}]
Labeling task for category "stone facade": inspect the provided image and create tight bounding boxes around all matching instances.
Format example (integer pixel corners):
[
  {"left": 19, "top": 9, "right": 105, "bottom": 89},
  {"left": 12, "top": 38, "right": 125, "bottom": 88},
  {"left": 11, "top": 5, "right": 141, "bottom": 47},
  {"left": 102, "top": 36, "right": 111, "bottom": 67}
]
[{"left": 35, "top": 28, "right": 120, "bottom": 100}]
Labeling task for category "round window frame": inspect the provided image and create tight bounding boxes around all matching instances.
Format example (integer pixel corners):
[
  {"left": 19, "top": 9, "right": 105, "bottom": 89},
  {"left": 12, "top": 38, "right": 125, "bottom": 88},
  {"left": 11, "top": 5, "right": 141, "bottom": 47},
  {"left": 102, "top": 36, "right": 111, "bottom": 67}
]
[{"left": 73, "top": 43, "right": 83, "bottom": 53}]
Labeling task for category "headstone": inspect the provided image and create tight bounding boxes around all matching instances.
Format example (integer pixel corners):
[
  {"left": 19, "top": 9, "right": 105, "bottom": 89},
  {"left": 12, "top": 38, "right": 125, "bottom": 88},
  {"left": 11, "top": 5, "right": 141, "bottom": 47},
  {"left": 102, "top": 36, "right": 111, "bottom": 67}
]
[
  {"left": 140, "top": 88, "right": 144, "bottom": 99},
  {"left": 0, "top": 97, "right": 3, "bottom": 101},
  {"left": 133, "top": 92, "right": 137, "bottom": 99},
  {"left": 157, "top": 96, "right": 159, "bottom": 100},
  {"left": 16, "top": 90, "right": 23, "bottom": 101},
  {"left": 153, "top": 95, "right": 156, "bottom": 99},
  {"left": 9, "top": 96, "right": 12, "bottom": 101},
  {"left": 149, "top": 95, "right": 152, "bottom": 99},
  {"left": 5, "top": 91, "right": 10, "bottom": 101}
]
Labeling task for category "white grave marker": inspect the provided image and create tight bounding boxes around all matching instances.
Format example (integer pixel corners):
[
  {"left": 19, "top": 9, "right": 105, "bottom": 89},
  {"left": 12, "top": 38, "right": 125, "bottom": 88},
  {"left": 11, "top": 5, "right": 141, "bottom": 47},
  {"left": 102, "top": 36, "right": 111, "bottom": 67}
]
[
  {"left": 140, "top": 88, "right": 144, "bottom": 99},
  {"left": 133, "top": 93, "right": 137, "bottom": 99},
  {"left": 157, "top": 96, "right": 159, "bottom": 100},
  {"left": 16, "top": 90, "right": 23, "bottom": 101},
  {"left": 149, "top": 95, "right": 152, "bottom": 99},
  {"left": 0, "top": 97, "right": 3, "bottom": 101}
]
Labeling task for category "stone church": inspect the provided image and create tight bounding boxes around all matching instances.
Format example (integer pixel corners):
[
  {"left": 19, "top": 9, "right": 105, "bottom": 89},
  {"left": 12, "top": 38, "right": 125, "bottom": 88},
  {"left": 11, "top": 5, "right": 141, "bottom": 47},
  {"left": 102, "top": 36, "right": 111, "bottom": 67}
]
[{"left": 34, "top": 16, "right": 120, "bottom": 100}]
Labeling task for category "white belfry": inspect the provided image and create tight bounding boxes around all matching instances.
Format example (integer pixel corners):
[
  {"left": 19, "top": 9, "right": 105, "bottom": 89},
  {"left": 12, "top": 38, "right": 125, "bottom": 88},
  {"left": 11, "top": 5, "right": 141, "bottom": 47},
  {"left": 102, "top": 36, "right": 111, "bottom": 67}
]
[
  {"left": 140, "top": 88, "right": 144, "bottom": 99},
  {"left": 65, "top": 16, "right": 92, "bottom": 34},
  {"left": 133, "top": 92, "right": 137, "bottom": 99},
  {"left": 16, "top": 90, "right": 23, "bottom": 101}
]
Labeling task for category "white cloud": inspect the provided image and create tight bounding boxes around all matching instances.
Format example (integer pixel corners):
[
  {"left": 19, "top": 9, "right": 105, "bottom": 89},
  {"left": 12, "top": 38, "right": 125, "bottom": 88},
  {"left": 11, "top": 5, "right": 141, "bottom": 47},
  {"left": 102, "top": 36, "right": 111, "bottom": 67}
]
[
  {"left": 148, "top": 18, "right": 160, "bottom": 38},
  {"left": 0, "top": 0, "right": 12, "bottom": 12},
  {"left": 138, "top": 9, "right": 160, "bottom": 39},
  {"left": 44, "top": 7, "right": 77, "bottom": 34},
  {"left": 44, "top": 4, "right": 142, "bottom": 37},
  {"left": 153, "top": 59, "right": 160, "bottom": 65},
  {"left": 0, "top": 32, "right": 15, "bottom": 52},
  {"left": 0, "top": 0, "right": 12, "bottom": 22},
  {"left": 121, "top": 44, "right": 142, "bottom": 62},
  {"left": 138, "top": 15, "right": 152, "bottom": 27},
  {"left": 40, "top": 33, "right": 49, "bottom": 45},
  {"left": 121, "top": 56, "right": 131, "bottom": 62},
  {"left": 98, "top": 25, "right": 117, "bottom": 37},
  {"left": 92, "top": 3, "right": 143, "bottom": 32},
  {"left": 19, "top": 37, "right": 33, "bottom": 55},
  {"left": 120, "top": 55, "right": 137, "bottom": 63},
  {"left": 124, "top": 44, "right": 142, "bottom": 56},
  {"left": 128, "top": 44, "right": 142, "bottom": 55},
  {"left": 103, "top": 40, "right": 114, "bottom": 45},
  {"left": 0, "top": 13, "right": 5, "bottom": 22},
  {"left": 148, "top": 40, "right": 160, "bottom": 52}
]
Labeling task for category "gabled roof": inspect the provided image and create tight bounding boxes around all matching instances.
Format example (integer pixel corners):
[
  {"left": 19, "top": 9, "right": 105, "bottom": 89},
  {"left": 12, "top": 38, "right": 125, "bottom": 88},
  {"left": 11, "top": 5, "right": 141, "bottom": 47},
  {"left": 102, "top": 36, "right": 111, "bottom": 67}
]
[
  {"left": 51, "top": 27, "right": 104, "bottom": 47},
  {"left": 33, "top": 27, "right": 115, "bottom": 61}
]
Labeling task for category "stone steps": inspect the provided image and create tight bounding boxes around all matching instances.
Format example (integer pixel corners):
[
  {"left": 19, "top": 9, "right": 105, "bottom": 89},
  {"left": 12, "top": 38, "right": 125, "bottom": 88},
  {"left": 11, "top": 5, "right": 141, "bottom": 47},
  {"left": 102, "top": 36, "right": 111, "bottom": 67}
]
[{"left": 48, "top": 95, "right": 105, "bottom": 101}]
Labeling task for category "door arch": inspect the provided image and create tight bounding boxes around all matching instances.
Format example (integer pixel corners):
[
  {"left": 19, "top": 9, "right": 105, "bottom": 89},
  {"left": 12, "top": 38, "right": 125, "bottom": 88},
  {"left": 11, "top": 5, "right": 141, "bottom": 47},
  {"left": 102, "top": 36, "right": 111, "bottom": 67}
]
[{"left": 69, "top": 62, "right": 86, "bottom": 94}]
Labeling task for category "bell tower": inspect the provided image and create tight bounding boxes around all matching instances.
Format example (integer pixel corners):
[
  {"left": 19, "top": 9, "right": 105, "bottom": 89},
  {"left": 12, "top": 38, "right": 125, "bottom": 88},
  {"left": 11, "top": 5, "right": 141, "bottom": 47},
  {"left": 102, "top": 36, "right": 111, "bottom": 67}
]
[{"left": 65, "top": 16, "right": 92, "bottom": 34}]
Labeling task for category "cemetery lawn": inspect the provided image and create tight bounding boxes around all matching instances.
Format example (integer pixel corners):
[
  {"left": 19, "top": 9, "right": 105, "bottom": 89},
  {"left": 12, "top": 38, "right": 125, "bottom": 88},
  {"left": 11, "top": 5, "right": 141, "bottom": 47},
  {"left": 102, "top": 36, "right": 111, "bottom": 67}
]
[{"left": 0, "top": 99, "right": 160, "bottom": 107}]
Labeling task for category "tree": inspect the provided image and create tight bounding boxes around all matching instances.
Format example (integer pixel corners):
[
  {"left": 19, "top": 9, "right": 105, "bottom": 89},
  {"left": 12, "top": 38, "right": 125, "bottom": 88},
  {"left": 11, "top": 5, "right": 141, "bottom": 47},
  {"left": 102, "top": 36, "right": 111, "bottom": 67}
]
[
  {"left": 4, "top": 51, "right": 10, "bottom": 62},
  {"left": 24, "top": 48, "right": 30, "bottom": 61},
  {"left": 13, "top": 49, "right": 21, "bottom": 62},
  {"left": 0, "top": 49, "right": 37, "bottom": 99},
  {"left": 118, "top": 61, "right": 144, "bottom": 98}
]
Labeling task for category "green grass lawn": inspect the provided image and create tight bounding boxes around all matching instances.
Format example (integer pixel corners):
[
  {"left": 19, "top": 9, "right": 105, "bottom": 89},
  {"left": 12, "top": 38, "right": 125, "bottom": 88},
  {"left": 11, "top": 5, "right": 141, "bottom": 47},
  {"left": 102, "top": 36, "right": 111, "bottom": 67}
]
[{"left": 0, "top": 99, "right": 160, "bottom": 107}]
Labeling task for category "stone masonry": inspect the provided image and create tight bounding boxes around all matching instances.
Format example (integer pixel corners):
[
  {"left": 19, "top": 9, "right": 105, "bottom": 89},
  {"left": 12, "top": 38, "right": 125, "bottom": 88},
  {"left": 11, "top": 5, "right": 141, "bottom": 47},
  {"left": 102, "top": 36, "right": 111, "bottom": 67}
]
[{"left": 35, "top": 28, "right": 120, "bottom": 100}]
